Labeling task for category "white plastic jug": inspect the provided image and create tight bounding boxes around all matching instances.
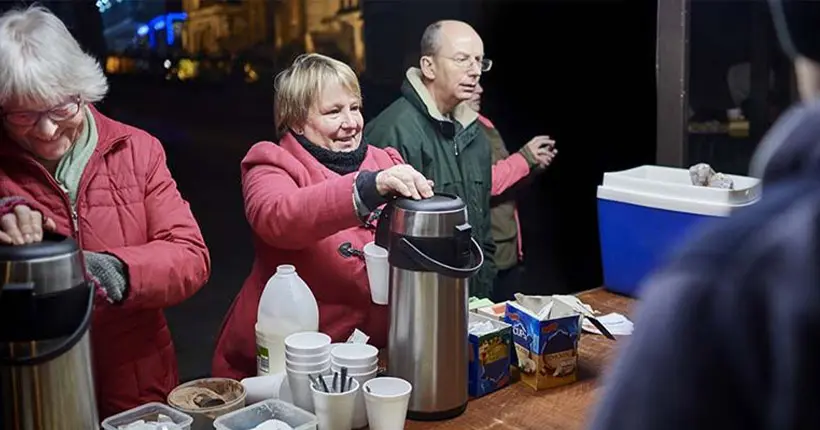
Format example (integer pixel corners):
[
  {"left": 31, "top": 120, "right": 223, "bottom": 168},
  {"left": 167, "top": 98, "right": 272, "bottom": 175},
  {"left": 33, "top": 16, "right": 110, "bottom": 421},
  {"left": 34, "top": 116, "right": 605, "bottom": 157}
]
[{"left": 256, "top": 265, "right": 319, "bottom": 375}]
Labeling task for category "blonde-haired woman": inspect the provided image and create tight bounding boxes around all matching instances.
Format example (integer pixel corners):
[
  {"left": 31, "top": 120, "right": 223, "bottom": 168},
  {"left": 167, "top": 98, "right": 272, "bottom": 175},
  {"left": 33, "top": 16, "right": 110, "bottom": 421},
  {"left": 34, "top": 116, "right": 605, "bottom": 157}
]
[
  {"left": 0, "top": 6, "right": 211, "bottom": 418},
  {"left": 212, "top": 53, "right": 433, "bottom": 379}
]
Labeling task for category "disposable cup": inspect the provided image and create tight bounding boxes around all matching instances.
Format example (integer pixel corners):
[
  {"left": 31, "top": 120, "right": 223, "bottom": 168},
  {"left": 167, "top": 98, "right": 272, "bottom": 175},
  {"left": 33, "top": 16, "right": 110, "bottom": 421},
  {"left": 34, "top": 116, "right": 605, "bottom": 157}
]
[
  {"left": 331, "top": 344, "right": 379, "bottom": 367},
  {"left": 284, "top": 332, "right": 331, "bottom": 355},
  {"left": 310, "top": 375, "right": 360, "bottom": 430},
  {"left": 363, "top": 377, "right": 412, "bottom": 430},
  {"left": 364, "top": 242, "right": 389, "bottom": 305}
]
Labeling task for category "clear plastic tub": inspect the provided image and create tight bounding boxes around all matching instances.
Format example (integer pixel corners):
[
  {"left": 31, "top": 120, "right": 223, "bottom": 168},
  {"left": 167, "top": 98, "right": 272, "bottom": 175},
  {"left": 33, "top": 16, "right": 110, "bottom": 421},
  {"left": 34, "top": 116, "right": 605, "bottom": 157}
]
[
  {"left": 101, "top": 402, "right": 194, "bottom": 430},
  {"left": 213, "top": 399, "right": 318, "bottom": 430}
]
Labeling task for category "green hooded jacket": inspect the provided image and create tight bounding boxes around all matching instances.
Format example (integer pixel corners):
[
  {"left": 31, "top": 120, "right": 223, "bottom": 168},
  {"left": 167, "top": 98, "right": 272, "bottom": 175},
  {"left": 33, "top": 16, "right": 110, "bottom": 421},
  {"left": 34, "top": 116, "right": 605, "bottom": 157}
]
[{"left": 365, "top": 68, "right": 497, "bottom": 297}]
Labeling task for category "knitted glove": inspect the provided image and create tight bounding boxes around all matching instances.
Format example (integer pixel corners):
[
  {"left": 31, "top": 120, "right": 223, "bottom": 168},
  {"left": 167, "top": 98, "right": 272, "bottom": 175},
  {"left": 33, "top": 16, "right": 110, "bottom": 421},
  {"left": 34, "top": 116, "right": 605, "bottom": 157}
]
[
  {"left": 518, "top": 145, "right": 540, "bottom": 168},
  {"left": 84, "top": 251, "right": 128, "bottom": 303}
]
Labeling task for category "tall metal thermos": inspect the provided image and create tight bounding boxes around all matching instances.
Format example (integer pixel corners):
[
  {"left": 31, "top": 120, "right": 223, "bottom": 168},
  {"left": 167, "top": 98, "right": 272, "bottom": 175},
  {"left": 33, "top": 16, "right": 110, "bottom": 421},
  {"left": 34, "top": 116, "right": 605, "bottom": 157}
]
[
  {"left": 375, "top": 193, "right": 484, "bottom": 421},
  {"left": 0, "top": 234, "right": 98, "bottom": 429}
]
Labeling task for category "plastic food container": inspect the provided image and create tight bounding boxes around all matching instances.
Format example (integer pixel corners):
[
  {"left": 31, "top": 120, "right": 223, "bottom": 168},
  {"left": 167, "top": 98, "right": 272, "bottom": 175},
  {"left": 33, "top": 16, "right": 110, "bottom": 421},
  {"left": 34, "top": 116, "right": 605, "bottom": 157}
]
[
  {"left": 101, "top": 402, "right": 194, "bottom": 430},
  {"left": 213, "top": 399, "right": 318, "bottom": 430}
]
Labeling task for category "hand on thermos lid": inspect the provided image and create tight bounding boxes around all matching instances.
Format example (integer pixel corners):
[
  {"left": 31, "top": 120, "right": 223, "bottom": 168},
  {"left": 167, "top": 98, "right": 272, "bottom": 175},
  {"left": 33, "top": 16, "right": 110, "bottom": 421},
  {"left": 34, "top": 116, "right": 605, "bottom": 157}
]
[
  {"left": 375, "top": 164, "right": 435, "bottom": 200},
  {"left": 0, "top": 197, "right": 56, "bottom": 245}
]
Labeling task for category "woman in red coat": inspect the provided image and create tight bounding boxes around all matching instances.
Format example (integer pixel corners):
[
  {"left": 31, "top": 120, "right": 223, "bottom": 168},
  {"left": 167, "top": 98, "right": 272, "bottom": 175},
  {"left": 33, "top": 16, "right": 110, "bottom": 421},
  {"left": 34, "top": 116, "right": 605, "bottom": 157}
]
[
  {"left": 0, "top": 6, "right": 211, "bottom": 419},
  {"left": 212, "top": 53, "right": 433, "bottom": 380}
]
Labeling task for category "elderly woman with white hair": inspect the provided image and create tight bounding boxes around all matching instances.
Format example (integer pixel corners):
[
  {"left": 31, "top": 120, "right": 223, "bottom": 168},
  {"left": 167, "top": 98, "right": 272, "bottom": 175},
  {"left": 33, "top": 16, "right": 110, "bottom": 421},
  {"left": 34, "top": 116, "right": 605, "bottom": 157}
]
[
  {"left": 0, "top": 6, "right": 211, "bottom": 418},
  {"left": 212, "top": 53, "right": 434, "bottom": 380}
]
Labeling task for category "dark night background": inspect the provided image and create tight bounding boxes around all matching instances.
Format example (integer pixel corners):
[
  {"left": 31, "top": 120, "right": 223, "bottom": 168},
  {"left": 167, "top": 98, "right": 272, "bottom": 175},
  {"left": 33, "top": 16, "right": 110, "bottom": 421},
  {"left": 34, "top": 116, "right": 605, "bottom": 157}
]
[{"left": 6, "top": 0, "right": 775, "bottom": 381}]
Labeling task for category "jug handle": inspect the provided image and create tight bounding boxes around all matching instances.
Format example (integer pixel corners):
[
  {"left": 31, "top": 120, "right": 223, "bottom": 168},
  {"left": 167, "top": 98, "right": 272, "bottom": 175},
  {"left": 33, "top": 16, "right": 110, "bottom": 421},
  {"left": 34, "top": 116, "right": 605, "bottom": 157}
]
[
  {"left": 398, "top": 236, "right": 484, "bottom": 279},
  {"left": 0, "top": 281, "right": 94, "bottom": 367}
]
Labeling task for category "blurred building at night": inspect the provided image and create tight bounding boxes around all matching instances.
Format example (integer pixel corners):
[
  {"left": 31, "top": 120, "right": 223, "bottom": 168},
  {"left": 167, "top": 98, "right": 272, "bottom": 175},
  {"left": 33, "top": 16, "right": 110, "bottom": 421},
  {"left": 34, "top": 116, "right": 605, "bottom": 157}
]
[
  {"left": 181, "top": 0, "right": 269, "bottom": 56},
  {"left": 180, "top": 0, "right": 364, "bottom": 71},
  {"left": 271, "top": 0, "right": 364, "bottom": 71}
]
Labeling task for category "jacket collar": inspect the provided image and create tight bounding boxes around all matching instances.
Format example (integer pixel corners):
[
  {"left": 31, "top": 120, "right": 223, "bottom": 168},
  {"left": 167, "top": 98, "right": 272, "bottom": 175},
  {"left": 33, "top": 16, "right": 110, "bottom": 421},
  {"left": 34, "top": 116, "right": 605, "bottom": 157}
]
[
  {"left": 279, "top": 132, "right": 382, "bottom": 180},
  {"left": 401, "top": 67, "right": 478, "bottom": 128}
]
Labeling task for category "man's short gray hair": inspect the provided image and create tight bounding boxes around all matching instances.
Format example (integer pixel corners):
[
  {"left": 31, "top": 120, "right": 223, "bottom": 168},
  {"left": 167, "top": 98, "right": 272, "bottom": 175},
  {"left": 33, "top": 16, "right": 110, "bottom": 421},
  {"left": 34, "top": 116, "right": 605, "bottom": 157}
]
[
  {"left": 0, "top": 6, "right": 108, "bottom": 107},
  {"left": 420, "top": 21, "right": 444, "bottom": 56}
]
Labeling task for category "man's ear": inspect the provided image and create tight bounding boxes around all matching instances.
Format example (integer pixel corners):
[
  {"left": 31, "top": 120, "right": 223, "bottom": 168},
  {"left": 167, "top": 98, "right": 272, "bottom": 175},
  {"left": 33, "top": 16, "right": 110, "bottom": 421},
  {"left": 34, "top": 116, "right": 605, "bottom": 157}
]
[{"left": 420, "top": 55, "right": 436, "bottom": 80}]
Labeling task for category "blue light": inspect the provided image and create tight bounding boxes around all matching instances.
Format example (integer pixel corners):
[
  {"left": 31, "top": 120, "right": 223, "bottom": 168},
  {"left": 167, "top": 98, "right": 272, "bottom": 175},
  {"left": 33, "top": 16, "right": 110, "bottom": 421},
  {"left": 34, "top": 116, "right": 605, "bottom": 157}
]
[
  {"left": 138, "top": 12, "right": 188, "bottom": 48},
  {"left": 165, "top": 13, "right": 187, "bottom": 46}
]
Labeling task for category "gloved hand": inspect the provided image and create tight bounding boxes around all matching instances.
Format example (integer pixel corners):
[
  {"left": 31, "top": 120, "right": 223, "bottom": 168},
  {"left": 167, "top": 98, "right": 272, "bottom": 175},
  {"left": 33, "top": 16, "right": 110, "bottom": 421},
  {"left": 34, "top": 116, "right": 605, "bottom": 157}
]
[{"left": 84, "top": 251, "right": 128, "bottom": 303}]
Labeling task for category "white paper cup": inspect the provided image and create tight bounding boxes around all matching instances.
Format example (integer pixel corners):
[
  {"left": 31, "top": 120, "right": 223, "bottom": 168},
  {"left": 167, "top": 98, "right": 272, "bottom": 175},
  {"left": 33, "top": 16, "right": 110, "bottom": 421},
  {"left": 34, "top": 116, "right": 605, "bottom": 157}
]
[
  {"left": 241, "top": 373, "right": 288, "bottom": 405},
  {"left": 285, "top": 332, "right": 331, "bottom": 355},
  {"left": 364, "top": 242, "right": 389, "bottom": 305},
  {"left": 287, "top": 365, "right": 331, "bottom": 413},
  {"left": 331, "top": 359, "right": 378, "bottom": 375},
  {"left": 286, "top": 349, "right": 329, "bottom": 364},
  {"left": 363, "top": 377, "right": 412, "bottom": 430},
  {"left": 286, "top": 357, "right": 330, "bottom": 372},
  {"left": 331, "top": 344, "right": 379, "bottom": 367},
  {"left": 311, "top": 376, "right": 360, "bottom": 430},
  {"left": 349, "top": 368, "right": 378, "bottom": 429}
]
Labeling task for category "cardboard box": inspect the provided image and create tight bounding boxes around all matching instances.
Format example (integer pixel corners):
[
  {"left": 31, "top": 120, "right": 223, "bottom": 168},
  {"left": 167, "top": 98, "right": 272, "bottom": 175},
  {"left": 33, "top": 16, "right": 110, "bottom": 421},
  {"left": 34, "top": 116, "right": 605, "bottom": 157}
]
[
  {"left": 474, "top": 301, "right": 512, "bottom": 321},
  {"left": 468, "top": 313, "right": 512, "bottom": 398},
  {"left": 504, "top": 301, "right": 581, "bottom": 390}
]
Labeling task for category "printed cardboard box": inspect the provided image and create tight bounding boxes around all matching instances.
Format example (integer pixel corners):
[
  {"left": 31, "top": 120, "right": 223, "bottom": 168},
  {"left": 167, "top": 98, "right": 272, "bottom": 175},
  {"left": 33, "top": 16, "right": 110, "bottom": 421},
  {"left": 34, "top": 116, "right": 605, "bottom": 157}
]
[
  {"left": 504, "top": 301, "right": 581, "bottom": 390},
  {"left": 468, "top": 313, "right": 512, "bottom": 398},
  {"left": 474, "top": 301, "right": 512, "bottom": 321}
]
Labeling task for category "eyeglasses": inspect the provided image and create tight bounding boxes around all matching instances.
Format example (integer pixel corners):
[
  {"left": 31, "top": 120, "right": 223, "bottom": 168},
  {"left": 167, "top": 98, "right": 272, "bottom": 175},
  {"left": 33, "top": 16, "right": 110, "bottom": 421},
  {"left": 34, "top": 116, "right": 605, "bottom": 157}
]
[
  {"left": 1, "top": 97, "right": 82, "bottom": 127},
  {"left": 443, "top": 55, "right": 493, "bottom": 72}
]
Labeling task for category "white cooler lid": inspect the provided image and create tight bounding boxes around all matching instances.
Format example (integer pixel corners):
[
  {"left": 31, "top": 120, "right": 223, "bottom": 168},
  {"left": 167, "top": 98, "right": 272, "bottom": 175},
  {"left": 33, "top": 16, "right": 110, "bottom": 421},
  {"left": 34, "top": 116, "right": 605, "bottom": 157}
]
[{"left": 597, "top": 165, "right": 761, "bottom": 217}]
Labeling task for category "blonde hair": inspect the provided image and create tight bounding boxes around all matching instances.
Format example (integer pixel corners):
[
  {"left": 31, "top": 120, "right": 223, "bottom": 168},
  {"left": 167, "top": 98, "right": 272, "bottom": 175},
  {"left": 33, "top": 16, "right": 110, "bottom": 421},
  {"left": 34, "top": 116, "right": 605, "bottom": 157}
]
[
  {"left": 274, "top": 53, "right": 361, "bottom": 137},
  {"left": 0, "top": 6, "right": 108, "bottom": 107}
]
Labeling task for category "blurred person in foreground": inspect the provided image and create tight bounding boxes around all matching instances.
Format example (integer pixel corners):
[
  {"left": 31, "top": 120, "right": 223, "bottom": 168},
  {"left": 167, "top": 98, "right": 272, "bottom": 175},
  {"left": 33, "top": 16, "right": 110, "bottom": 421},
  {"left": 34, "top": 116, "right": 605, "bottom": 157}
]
[
  {"left": 589, "top": 1, "right": 820, "bottom": 428},
  {"left": 0, "top": 6, "right": 211, "bottom": 418},
  {"left": 212, "top": 54, "right": 433, "bottom": 380},
  {"left": 466, "top": 82, "right": 557, "bottom": 302},
  {"left": 366, "top": 20, "right": 497, "bottom": 298}
]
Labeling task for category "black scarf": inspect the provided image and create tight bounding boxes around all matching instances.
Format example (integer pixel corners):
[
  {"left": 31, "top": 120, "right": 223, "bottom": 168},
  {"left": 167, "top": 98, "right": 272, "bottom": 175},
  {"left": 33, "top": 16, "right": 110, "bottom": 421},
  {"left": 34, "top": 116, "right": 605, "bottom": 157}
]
[{"left": 293, "top": 132, "right": 368, "bottom": 175}]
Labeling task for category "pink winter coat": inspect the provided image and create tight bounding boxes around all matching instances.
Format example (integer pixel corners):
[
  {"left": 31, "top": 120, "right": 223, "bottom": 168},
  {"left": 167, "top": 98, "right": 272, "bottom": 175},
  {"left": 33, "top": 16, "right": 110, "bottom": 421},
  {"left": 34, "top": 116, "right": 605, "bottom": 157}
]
[
  {"left": 212, "top": 133, "right": 404, "bottom": 381},
  {"left": 0, "top": 106, "right": 211, "bottom": 419}
]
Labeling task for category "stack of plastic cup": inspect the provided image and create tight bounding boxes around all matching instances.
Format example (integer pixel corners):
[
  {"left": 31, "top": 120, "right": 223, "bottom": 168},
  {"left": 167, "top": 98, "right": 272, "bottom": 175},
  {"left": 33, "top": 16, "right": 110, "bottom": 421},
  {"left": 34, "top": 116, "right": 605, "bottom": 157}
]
[
  {"left": 285, "top": 331, "right": 332, "bottom": 413},
  {"left": 330, "top": 344, "right": 379, "bottom": 428}
]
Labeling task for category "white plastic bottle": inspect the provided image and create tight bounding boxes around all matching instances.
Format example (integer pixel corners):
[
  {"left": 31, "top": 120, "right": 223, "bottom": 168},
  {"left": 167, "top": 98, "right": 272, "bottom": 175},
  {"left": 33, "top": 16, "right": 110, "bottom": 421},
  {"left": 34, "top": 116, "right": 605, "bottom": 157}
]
[{"left": 256, "top": 264, "right": 319, "bottom": 375}]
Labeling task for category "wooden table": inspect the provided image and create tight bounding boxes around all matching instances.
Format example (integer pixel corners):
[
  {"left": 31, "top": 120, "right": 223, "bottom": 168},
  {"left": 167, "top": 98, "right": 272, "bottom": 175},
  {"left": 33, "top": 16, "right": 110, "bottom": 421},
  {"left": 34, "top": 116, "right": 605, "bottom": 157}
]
[{"left": 404, "top": 288, "right": 635, "bottom": 430}]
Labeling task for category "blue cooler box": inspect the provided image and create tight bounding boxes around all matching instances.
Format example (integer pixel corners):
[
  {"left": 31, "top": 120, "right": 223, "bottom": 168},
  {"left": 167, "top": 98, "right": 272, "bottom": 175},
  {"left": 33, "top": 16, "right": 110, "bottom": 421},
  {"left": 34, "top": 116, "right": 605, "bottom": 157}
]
[{"left": 597, "top": 165, "right": 760, "bottom": 297}]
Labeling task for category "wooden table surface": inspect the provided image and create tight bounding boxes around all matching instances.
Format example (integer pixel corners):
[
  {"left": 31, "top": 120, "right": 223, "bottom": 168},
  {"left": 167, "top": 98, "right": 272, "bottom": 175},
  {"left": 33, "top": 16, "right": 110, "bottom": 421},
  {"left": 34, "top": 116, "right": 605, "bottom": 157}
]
[{"left": 404, "top": 288, "right": 635, "bottom": 430}]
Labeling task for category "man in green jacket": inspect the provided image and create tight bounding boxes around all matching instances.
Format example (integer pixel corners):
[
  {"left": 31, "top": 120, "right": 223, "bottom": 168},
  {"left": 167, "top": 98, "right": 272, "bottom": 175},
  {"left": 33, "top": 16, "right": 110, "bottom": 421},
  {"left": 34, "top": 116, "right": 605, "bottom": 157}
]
[{"left": 365, "top": 20, "right": 496, "bottom": 297}]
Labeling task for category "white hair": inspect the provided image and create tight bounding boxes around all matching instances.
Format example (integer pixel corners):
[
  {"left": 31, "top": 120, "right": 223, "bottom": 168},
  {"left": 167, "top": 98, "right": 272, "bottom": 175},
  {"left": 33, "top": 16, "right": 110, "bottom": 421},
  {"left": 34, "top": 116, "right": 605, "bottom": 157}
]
[{"left": 0, "top": 6, "right": 108, "bottom": 107}]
